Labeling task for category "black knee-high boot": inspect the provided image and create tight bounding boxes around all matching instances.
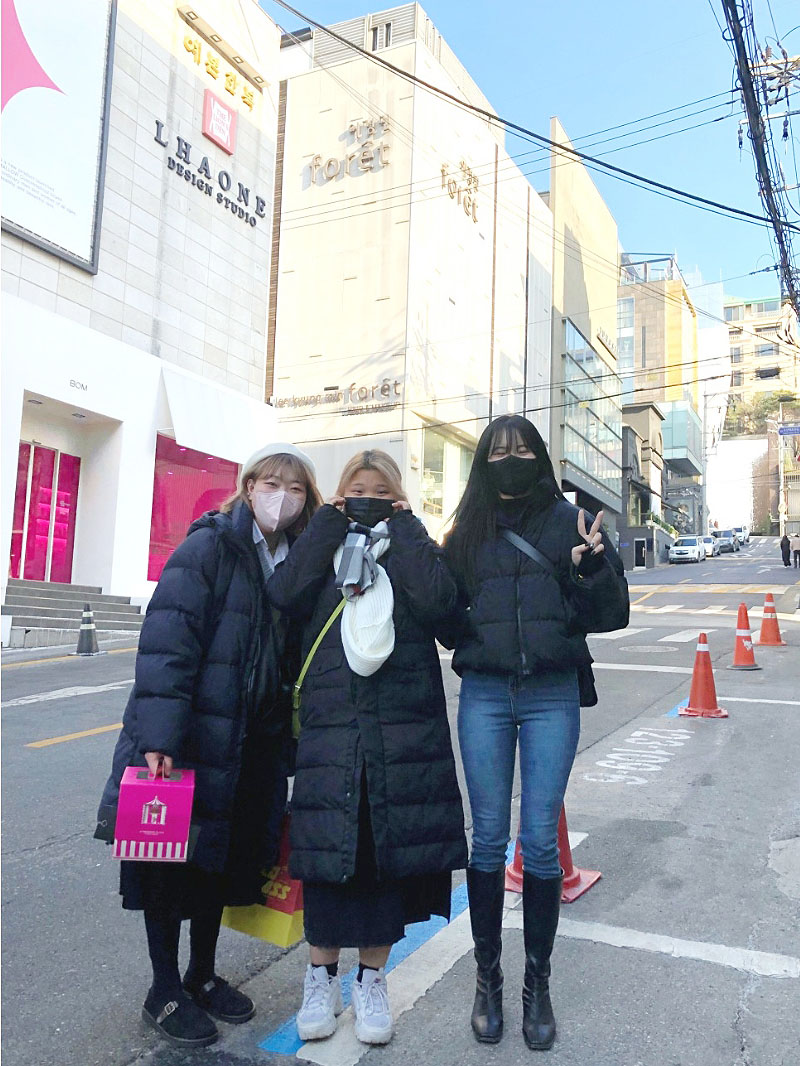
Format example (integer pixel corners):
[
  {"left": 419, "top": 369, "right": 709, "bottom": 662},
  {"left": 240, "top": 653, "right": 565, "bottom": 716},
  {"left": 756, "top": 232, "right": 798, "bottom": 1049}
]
[
  {"left": 467, "top": 867, "right": 505, "bottom": 1043},
  {"left": 521, "top": 871, "right": 561, "bottom": 1051}
]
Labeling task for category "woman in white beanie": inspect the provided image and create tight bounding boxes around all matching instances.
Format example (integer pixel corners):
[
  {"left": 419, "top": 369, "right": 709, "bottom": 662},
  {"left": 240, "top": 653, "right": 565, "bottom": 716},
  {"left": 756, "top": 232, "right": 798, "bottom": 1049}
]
[
  {"left": 97, "top": 444, "right": 321, "bottom": 1048},
  {"left": 267, "top": 450, "right": 467, "bottom": 1047}
]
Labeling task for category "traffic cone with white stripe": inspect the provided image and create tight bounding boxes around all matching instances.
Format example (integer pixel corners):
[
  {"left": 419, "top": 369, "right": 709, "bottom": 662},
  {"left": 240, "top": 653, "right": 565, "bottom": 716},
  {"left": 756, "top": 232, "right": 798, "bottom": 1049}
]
[
  {"left": 505, "top": 807, "right": 601, "bottom": 902},
  {"left": 757, "top": 592, "right": 786, "bottom": 646},
  {"left": 73, "top": 603, "right": 101, "bottom": 656},
  {"left": 729, "top": 603, "right": 761, "bottom": 670},
  {"left": 680, "top": 633, "right": 728, "bottom": 718}
]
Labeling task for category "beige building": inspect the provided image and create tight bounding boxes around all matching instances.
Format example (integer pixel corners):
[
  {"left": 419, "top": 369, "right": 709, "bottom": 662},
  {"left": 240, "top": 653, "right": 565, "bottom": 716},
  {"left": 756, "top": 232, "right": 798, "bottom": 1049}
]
[
  {"left": 724, "top": 297, "right": 800, "bottom": 410},
  {"left": 545, "top": 119, "right": 622, "bottom": 526},
  {"left": 269, "top": 4, "right": 553, "bottom": 530}
]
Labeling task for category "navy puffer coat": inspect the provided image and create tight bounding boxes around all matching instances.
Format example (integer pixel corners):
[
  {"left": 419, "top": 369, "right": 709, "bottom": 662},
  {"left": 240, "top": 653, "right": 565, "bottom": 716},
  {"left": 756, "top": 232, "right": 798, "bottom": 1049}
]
[
  {"left": 267, "top": 505, "right": 468, "bottom": 885},
  {"left": 443, "top": 498, "right": 629, "bottom": 677},
  {"left": 98, "top": 502, "right": 293, "bottom": 899}
]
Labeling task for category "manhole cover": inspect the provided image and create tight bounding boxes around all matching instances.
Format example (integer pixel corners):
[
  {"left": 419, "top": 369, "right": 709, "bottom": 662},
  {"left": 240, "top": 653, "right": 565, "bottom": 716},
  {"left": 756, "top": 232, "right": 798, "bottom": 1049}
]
[{"left": 619, "top": 644, "right": 674, "bottom": 653}]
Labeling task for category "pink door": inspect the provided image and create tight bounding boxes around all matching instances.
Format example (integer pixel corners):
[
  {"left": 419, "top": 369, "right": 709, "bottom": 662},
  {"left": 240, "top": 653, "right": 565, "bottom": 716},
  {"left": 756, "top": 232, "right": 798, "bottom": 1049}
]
[{"left": 9, "top": 443, "right": 81, "bottom": 583}]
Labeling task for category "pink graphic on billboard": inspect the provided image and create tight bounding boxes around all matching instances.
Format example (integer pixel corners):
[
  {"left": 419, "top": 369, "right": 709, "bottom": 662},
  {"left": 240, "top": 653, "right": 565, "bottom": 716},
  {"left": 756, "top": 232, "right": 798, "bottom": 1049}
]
[{"left": 1, "top": 0, "right": 63, "bottom": 111}]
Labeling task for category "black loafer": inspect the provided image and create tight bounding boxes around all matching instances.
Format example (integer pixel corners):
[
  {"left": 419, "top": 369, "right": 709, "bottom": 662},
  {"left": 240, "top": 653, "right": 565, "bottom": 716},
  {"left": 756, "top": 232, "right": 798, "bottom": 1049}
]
[
  {"left": 142, "top": 991, "right": 218, "bottom": 1047},
  {"left": 184, "top": 975, "right": 256, "bottom": 1024}
]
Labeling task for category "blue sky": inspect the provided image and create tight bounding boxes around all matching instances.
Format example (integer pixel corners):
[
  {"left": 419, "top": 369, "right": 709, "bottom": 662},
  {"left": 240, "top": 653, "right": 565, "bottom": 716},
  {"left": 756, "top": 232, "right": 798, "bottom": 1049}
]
[{"left": 259, "top": 0, "right": 800, "bottom": 302}]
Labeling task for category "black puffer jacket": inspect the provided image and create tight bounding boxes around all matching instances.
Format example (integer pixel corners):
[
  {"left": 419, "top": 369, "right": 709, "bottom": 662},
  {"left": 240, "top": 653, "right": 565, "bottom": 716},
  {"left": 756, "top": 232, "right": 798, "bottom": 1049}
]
[
  {"left": 98, "top": 502, "right": 294, "bottom": 897},
  {"left": 443, "top": 499, "right": 629, "bottom": 677},
  {"left": 267, "top": 505, "right": 468, "bottom": 885}
]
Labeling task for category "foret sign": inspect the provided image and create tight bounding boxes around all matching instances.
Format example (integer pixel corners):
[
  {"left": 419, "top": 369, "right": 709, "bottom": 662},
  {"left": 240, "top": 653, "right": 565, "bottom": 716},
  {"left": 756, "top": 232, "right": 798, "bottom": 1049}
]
[{"left": 308, "top": 116, "right": 391, "bottom": 184}]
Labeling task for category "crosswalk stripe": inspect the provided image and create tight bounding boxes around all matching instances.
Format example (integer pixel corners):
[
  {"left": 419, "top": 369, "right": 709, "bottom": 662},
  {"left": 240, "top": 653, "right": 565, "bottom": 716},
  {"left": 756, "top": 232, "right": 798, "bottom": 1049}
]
[
  {"left": 649, "top": 604, "right": 684, "bottom": 613},
  {"left": 589, "top": 628, "right": 651, "bottom": 640},
  {"left": 659, "top": 629, "right": 716, "bottom": 643}
]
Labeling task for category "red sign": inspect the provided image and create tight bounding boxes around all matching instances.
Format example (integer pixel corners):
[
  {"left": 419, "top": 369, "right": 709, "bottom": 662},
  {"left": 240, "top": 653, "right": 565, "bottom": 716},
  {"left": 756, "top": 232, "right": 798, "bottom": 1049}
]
[{"left": 202, "top": 89, "right": 237, "bottom": 155}]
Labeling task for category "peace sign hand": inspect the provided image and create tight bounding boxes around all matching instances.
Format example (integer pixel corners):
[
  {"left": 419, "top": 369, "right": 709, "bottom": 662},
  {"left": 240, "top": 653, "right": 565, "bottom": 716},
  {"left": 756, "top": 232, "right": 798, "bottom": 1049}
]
[{"left": 571, "top": 509, "right": 605, "bottom": 568}]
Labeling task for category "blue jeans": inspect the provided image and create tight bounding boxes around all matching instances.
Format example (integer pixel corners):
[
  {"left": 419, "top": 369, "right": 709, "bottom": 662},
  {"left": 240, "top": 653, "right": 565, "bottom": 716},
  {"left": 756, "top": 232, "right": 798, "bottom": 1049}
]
[{"left": 457, "top": 669, "right": 581, "bottom": 878}]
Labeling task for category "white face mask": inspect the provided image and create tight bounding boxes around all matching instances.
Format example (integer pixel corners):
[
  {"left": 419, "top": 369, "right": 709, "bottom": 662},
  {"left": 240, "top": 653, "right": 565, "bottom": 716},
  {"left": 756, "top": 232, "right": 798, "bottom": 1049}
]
[{"left": 252, "top": 489, "right": 304, "bottom": 533}]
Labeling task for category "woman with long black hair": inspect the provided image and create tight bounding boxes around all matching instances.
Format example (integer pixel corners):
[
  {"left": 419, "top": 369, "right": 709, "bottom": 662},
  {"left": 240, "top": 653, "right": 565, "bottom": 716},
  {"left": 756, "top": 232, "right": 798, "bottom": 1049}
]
[{"left": 442, "top": 414, "right": 629, "bottom": 1052}]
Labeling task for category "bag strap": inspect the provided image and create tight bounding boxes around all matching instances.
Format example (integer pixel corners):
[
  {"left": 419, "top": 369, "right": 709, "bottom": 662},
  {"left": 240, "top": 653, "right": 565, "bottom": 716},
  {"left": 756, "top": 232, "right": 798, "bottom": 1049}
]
[
  {"left": 291, "top": 596, "right": 346, "bottom": 732},
  {"left": 500, "top": 528, "right": 557, "bottom": 580}
]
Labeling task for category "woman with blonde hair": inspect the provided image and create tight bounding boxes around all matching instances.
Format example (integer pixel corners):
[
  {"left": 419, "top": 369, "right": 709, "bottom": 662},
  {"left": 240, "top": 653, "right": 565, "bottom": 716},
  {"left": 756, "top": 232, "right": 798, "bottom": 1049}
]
[
  {"left": 97, "top": 444, "right": 321, "bottom": 1048},
  {"left": 267, "top": 450, "right": 467, "bottom": 1047}
]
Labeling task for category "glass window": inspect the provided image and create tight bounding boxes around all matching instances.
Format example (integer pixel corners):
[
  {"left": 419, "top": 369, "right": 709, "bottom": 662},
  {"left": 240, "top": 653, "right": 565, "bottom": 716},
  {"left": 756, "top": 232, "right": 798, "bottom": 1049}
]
[
  {"left": 725, "top": 306, "right": 743, "bottom": 322},
  {"left": 754, "top": 300, "right": 780, "bottom": 315},
  {"left": 617, "top": 298, "right": 634, "bottom": 330},
  {"left": 756, "top": 343, "right": 776, "bottom": 358},
  {"left": 731, "top": 347, "right": 742, "bottom": 363},
  {"left": 421, "top": 429, "right": 445, "bottom": 517},
  {"left": 731, "top": 371, "right": 743, "bottom": 386},
  {"left": 371, "top": 26, "right": 379, "bottom": 50},
  {"left": 148, "top": 435, "right": 239, "bottom": 582},
  {"left": 385, "top": 22, "right": 392, "bottom": 46}
]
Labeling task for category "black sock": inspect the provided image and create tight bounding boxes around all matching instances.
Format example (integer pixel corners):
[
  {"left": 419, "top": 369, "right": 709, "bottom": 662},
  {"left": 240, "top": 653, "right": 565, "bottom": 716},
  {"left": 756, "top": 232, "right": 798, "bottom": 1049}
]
[
  {"left": 144, "top": 906, "right": 182, "bottom": 1005},
  {"left": 325, "top": 963, "right": 339, "bottom": 978},
  {"left": 357, "top": 963, "right": 378, "bottom": 982},
  {"left": 184, "top": 903, "right": 223, "bottom": 989}
]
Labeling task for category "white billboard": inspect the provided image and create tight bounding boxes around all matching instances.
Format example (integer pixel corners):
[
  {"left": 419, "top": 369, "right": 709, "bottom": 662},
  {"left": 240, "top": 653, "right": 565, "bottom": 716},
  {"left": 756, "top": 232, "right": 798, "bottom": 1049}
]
[{"left": 1, "top": 0, "right": 115, "bottom": 272}]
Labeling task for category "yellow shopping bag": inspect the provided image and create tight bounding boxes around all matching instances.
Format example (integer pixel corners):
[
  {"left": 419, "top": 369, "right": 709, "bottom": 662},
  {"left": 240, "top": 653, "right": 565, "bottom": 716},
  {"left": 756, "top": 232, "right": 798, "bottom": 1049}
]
[{"left": 222, "top": 815, "right": 304, "bottom": 948}]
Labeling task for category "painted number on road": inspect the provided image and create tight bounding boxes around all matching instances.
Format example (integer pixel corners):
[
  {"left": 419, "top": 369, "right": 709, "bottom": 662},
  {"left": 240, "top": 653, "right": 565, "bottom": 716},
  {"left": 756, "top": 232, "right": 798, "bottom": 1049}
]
[{"left": 583, "top": 727, "right": 694, "bottom": 786}]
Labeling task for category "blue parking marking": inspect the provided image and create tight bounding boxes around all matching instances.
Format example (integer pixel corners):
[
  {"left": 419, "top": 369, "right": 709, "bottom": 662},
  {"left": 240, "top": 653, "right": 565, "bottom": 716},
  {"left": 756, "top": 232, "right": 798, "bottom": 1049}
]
[
  {"left": 665, "top": 698, "right": 689, "bottom": 717},
  {"left": 259, "top": 881, "right": 469, "bottom": 1054}
]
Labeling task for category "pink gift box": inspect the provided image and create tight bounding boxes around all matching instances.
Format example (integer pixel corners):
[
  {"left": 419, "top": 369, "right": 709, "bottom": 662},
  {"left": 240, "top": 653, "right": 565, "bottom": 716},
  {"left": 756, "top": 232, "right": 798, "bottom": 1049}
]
[{"left": 113, "top": 767, "right": 195, "bottom": 862}]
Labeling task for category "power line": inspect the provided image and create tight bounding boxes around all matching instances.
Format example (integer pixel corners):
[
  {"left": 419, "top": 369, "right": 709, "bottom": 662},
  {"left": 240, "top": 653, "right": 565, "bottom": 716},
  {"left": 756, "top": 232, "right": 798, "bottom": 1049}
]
[{"left": 270, "top": 0, "right": 800, "bottom": 233}]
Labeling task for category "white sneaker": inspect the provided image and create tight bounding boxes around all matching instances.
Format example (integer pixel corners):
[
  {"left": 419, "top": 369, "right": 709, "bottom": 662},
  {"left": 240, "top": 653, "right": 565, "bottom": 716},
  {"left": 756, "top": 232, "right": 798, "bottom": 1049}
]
[
  {"left": 352, "top": 967, "right": 394, "bottom": 1045},
  {"left": 296, "top": 965, "right": 343, "bottom": 1041}
]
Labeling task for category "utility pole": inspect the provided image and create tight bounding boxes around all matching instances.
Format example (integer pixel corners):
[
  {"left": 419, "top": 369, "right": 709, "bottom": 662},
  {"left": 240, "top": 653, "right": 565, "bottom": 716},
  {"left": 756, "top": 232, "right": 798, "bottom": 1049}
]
[{"left": 721, "top": 1, "right": 800, "bottom": 315}]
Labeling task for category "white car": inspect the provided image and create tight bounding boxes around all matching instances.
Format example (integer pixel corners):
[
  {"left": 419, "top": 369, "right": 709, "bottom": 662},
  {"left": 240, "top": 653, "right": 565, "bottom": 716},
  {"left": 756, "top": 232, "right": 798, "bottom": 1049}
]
[
  {"left": 702, "top": 535, "right": 720, "bottom": 558},
  {"left": 668, "top": 536, "right": 703, "bottom": 564},
  {"left": 732, "top": 525, "right": 750, "bottom": 545}
]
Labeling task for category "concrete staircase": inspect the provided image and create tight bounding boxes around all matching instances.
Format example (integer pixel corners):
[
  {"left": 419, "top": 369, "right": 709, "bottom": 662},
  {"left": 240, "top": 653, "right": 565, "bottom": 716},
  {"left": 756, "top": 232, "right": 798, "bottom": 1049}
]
[{"left": 2, "top": 578, "right": 144, "bottom": 648}]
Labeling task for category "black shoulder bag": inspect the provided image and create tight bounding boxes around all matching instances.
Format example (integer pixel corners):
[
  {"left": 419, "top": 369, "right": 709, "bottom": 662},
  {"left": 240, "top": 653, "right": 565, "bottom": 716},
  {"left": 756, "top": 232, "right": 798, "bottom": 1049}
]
[{"left": 499, "top": 528, "right": 598, "bottom": 707}]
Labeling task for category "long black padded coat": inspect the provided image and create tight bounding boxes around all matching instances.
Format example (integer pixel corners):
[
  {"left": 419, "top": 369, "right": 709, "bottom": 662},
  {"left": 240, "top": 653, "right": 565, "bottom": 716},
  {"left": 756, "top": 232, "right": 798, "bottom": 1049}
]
[
  {"left": 442, "top": 498, "right": 630, "bottom": 679},
  {"left": 266, "top": 505, "right": 468, "bottom": 885},
  {"left": 97, "top": 501, "right": 293, "bottom": 904}
]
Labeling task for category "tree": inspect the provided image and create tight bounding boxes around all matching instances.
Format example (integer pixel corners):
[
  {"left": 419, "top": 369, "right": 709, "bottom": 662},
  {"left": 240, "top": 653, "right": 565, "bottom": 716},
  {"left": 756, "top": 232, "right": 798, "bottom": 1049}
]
[{"left": 724, "top": 391, "right": 796, "bottom": 436}]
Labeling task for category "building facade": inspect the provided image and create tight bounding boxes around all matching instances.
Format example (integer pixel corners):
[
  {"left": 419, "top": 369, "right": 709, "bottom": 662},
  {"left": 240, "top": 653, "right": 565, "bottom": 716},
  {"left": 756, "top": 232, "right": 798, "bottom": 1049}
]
[
  {"left": 268, "top": 4, "right": 554, "bottom": 532},
  {"left": 2, "top": 0, "right": 282, "bottom": 629},
  {"left": 618, "top": 254, "right": 705, "bottom": 535},
  {"left": 724, "top": 297, "right": 800, "bottom": 413}
]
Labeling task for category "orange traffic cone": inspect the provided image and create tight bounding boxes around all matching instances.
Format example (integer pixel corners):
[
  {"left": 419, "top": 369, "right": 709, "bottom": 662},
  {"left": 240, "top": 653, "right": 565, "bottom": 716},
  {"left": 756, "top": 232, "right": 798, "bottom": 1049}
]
[
  {"left": 559, "top": 807, "right": 602, "bottom": 903},
  {"left": 504, "top": 807, "right": 602, "bottom": 903},
  {"left": 729, "top": 603, "right": 761, "bottom": 670},
  {"left": 757, "top": 592, "right": 787, "bottom": 646},
  {"left": 680, "top": 633, "right": 728, "bottom": 718}
]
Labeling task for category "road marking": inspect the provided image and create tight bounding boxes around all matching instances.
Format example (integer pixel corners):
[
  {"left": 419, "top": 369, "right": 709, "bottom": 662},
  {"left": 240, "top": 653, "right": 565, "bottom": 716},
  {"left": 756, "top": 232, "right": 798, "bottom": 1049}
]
[
  {"left": 630, "top": 590, "right": 657, "bottom": 605},
  {"left": 594, "top": 662, "right": 694, "bottom": 675},
  {"left": 658, "top": 629, "right": 716, "bottom": 643},
  {"left": 700, "top": 605, "right": 726, "bottom": 613},
  {"left": 260, "top": 883, "right": 471, "bottom": 1059},
  {"left": 2, "top": 679, "right": 134, "bottom": 707},
  {"left": 717, "top": 696, "right": 800, "bottom": 706},
  {"left": 26, "top": 722, "right": 122, "bottom": 748},
  {"left": 589, "top": 628, "right": 651, "bottom": 640},
  {"left": 650, "top": 604, "right": 684, "bottom": 613},
  {"left": 1, "top": 646, "right": 137, "bottom": 669},
  {"left": 502, "top": 912, "right": 800, "bottom": 979},
  {"left": 583, "top": 726, "right": 694, "bottom": 786}
]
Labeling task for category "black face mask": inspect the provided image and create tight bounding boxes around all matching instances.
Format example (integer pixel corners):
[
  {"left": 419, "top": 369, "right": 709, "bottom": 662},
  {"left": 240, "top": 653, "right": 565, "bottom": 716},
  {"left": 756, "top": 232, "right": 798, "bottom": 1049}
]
[
  {"left": 344, "top": 497, "right": 395, "bottom": 527},
  {"left": 486, "top": 455, "right": 540, "bottom": 497}
]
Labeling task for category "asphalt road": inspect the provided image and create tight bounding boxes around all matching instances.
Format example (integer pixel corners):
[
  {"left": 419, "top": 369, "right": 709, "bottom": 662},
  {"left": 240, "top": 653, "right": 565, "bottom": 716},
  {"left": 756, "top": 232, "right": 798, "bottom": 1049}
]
[{"left": 2, "top": 535, "right": 799, "bottom": 1066}]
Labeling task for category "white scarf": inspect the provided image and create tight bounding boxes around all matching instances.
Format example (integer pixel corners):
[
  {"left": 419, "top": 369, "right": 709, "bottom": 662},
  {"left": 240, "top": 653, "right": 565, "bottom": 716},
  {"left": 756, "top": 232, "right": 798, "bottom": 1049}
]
[{"left": 333, "top": 523, "right": 394, "bottom": 676}]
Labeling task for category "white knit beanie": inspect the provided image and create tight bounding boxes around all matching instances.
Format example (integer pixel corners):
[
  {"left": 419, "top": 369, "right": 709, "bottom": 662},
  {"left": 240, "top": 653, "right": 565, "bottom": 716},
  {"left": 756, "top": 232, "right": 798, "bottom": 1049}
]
[{"left": 240, "top": 442, "right": 316, "bottom": 483}]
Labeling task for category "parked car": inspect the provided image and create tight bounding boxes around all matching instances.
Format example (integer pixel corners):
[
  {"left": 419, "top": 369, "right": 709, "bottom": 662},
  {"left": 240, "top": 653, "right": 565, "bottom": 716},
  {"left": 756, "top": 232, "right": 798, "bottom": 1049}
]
[
  {"left": 702, "top": 535, "right": 720, "bottom": 558},
  {"left": 714, "top": 529, "right": 740, "bottom": 553},
  {"left": 733, "top": 525, "right": 750, "bottom": 545},
  {"left": 668, "top": 535, "right": 704, "bottom": 563}
]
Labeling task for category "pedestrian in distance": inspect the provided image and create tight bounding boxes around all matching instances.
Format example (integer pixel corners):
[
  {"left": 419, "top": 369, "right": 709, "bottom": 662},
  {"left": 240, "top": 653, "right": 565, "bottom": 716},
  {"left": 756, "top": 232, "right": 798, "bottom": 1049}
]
[
  {"left": 441, "top": 414, "right": 629, "bottom": 1052},
  {"left": 791, "top": 531, "right": 800, "bottom": 568},
  {"left": 267, "top": 449, "right": 467, "bottom": 1047},
  {"left": 780, "top": 533, "right": 791, "bottom": 567},
  {"left": 96, "top": 444, "right": 322, "bottom": 1048}
]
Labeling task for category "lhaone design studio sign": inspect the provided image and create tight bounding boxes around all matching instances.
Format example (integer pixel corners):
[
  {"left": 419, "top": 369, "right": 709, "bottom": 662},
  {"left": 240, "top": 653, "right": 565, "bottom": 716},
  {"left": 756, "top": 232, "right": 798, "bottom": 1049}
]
[
  {"left": 153, "top": 99, "right": 267, "bottom": 229},
  {"left": 274, "top": 378, "right": 403, "bottom": 416}
]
